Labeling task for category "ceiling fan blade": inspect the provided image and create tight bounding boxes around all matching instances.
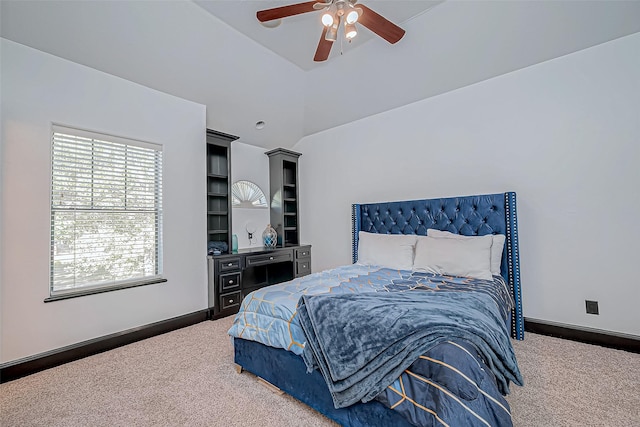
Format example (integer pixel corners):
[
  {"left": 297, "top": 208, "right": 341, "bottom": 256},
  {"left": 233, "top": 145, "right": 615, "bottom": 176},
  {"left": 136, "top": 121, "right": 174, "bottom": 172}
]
[
  {"left": 357, "top": 4, "right": 406, "bottom": 44},
  {"left": 313, "top": 27, "right": 333, "bottom": 62},
  {"left": 257, "top": 1, "right": 319, "bottom": 22}
]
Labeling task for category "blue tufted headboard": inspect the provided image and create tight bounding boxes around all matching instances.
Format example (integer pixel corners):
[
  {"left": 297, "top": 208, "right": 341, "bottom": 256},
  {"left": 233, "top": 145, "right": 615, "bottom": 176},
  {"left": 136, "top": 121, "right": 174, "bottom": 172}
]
[{"left": 351, "top": 192, "right": 523, "bottom": 340}]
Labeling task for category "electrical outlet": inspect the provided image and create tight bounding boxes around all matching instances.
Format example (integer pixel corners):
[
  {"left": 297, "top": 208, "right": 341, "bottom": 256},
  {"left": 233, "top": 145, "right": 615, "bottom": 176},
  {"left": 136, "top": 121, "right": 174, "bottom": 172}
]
[{"left": 585, "top": 300, "right": 599, "bottom": 315}]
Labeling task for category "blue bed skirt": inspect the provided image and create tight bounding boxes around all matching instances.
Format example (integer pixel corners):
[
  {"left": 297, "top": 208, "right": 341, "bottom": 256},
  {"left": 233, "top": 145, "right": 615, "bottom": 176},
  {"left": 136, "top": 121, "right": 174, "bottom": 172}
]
[{"left": 234, "top": 337, "right": 413, "bottom": 427}]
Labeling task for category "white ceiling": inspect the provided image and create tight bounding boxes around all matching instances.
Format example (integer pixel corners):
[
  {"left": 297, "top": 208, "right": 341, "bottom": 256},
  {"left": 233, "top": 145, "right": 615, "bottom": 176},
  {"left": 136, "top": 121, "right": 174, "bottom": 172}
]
[
  {"left": 194, "top": 1, "right": 444, "bottom": 71},
  {"left": 2, "top": 1, "right": 640, "bottom": 149}
]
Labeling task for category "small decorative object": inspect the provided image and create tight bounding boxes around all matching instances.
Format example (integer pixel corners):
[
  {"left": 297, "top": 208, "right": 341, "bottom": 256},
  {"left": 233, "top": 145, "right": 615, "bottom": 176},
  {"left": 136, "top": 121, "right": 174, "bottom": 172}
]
[
  {"left": 246, "top": 221, "right": 257, "bottom": 245},
  {"left": 208, "top": 241, "right": 228, "bottom": 256},
  {"left": 262, "top": 224, "right": 277, "bottom": 248},
  {"left": 232, "top": 234, "right": 238, "bottom": 252}
]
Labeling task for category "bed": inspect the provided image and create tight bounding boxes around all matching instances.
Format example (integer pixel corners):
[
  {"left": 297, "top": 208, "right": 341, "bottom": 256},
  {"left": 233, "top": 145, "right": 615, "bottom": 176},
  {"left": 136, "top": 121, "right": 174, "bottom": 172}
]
[{"left": 229, "top": 192, "right": 524, "bottom": 426}]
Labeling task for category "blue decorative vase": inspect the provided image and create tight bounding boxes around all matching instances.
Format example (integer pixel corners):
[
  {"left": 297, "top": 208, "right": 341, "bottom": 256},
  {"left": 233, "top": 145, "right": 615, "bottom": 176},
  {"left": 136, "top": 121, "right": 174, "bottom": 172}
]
[{"left": 262, "top": 224, "right": 277, "bottom": 248}]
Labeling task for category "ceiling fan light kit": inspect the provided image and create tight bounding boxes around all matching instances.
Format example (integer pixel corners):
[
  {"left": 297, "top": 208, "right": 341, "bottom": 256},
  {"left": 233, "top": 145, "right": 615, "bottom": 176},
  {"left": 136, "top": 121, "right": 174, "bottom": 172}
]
[
  {"left": 326, "top": 23, "right": 339, "bottom": 42},
  {"left": 346, "top": 9, "right": 359, "bottom": 24},
  {"left": 321, "top": 12, "right": 334, "bottom": 26},
  {"left": 256, "top": 0, "right": 405, "bottom": 62},
  {"left": 345, "top": 22, "right": 357, "bottom": 39}
]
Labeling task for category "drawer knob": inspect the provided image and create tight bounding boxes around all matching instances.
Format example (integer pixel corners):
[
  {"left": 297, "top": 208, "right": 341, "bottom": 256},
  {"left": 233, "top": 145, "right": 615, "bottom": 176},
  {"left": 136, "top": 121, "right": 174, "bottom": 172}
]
[
  {"left": 302, "top": 252, "right": 307, "bottom": 256},
  {"left": 228, "top": 263, "right": 233, "bottom": 267},
  {"left": 303, "top": 264, "right": 307, "bottom": 268},
  {"left": 269, "top": 256, "right": 274, "bottom": 260},
  {"left": 228, "top": 280, "right": 234, "bottom": 284},
  {"left": 229, "top": 299, "right": 234, "bottom": 304}
]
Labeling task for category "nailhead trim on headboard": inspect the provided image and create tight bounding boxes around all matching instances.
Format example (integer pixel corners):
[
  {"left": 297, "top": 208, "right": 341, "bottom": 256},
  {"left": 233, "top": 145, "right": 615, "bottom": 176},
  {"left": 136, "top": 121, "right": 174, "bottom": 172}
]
[
  {"left": 505, "top": 192, "right": 524, "bottom": 340},
  {"left": 351, "top": 203, "right": 361, "bottom": 264}
]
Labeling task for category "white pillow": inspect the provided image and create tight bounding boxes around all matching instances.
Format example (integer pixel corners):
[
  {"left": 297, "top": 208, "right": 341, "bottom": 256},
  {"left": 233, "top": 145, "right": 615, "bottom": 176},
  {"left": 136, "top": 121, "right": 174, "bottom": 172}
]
[
  {"left": 413, "top": 235, "right": 492, "bottom": 280},
  {"left": 427, "top": 229, "right": 505, "bottom": 276},
  {"left": 357, "top": 231, "right": 417, "bottom": 271}
]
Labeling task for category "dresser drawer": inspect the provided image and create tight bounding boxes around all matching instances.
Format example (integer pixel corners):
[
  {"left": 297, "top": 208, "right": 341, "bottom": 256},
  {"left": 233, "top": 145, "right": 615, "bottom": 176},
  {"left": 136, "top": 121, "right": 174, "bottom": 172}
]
[
  {"left": 219, "top": 272, "right": 240, "bottom": 292},
  {"left": 295, "top": 247, "right": 311, "bottom": 259},
  {"left": 296, "top": 259, "right": 311, "bottom": 276},
  {"left": 245, "top": 251, "right": 293, "bottom": 267},
  {"left": 220, "top": 291, "right": 241, "bottom": 310},
  {"left": 218, "top": 257, "right": 241, "bottom": 272}
]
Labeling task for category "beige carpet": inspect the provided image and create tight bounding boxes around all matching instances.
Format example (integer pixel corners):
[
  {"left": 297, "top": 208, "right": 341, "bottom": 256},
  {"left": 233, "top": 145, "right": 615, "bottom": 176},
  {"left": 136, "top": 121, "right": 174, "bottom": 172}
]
[{"left": 1, "top": 316, "right": 638, "bottom": 426}]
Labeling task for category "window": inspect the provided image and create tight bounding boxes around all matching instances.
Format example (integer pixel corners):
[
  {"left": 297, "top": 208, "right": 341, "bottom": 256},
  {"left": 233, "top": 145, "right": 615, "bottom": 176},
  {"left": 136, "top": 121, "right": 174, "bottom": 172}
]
[
  {"left": 231, "top": 180, "right": 267, "bottom": 208},
  {"left": 48, "top": 125, "right": 164, "bottom": 300}
]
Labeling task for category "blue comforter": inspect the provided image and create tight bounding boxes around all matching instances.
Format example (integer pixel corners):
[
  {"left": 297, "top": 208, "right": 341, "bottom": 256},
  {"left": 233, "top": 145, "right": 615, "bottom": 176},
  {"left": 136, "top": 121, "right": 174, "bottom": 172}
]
[
  {"left": 228, "top": 265, "right": 522, "bottom": 426},
  {"left": 297, "top": 290, "right": 523, "bottom": 408},
  {"left": 228, "top": 265, "right": 410, "bottom": 354}
]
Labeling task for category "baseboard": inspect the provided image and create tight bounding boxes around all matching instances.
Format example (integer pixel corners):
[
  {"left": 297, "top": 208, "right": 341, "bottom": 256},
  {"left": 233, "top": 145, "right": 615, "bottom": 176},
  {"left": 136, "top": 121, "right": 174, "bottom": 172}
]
[
  {"left": 524, "top": 318, "right": 639, "bottom": 353},
  {"left": 0, "top": 309, "right": 209, "bottom": 383},
  {"left": 7, "top": 313, "right": 634, "bottom": 383},
  {"left": 210, "top": 311, "right": 234, "bottom": 321}
]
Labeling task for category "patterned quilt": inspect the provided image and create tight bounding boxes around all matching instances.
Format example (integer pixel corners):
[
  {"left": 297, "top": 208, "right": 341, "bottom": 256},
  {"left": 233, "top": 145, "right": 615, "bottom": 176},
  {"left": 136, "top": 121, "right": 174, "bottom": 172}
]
[
  {"left": 228, "top": 264, "right": 406, "bottom": 355},
  {"left": 228, "top": 264, "right": 519, "bottom": 426}
]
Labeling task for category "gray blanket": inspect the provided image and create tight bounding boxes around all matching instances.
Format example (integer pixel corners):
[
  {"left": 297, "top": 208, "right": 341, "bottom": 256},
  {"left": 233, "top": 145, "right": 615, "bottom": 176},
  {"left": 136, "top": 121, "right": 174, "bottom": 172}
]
[{"left": 297, "top": 290, "right": 524, "bottom": 408}]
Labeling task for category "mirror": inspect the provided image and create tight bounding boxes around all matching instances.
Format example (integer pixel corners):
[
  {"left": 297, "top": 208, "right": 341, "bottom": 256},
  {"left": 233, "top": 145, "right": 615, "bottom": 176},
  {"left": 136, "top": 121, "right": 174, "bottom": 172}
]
[{"left": 232, "top": 180, "right": 267, "bottom": 209}]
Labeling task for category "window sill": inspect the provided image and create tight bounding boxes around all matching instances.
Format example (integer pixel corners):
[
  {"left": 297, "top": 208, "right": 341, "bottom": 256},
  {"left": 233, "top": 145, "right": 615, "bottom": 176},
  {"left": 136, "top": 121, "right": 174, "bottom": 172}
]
[{"left": 44, "top": 278, "right": 167, "bottom": 302}]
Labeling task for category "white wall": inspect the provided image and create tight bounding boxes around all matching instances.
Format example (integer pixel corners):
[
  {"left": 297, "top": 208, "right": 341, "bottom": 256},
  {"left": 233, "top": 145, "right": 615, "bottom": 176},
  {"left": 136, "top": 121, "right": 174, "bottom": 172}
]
[
  {"left": 231, "top": 142, "right": 270, "bottom": 249},
  {"left": 295, "top": 33, "right": 640, "bottom": 337},
  {"left": 0, "top": 0, "right": 306, "bottom": 150},
  {"left": 0, "top": 39, "right": 207, "bottom": 363}
]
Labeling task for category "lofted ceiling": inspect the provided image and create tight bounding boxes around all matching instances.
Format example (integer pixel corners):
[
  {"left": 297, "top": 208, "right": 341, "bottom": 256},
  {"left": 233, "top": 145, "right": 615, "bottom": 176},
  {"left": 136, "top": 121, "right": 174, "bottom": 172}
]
[
  {"left": 194, "top": 1, "right": 444, "bottom": 71},
  {"left": 2, "top": 1, "right": 640, "bottom": 150}
]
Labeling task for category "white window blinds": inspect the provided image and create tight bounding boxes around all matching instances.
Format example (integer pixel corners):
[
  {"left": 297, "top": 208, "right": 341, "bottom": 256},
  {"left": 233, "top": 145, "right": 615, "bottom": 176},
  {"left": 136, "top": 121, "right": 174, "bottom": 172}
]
[{"left": 50, "top": 125, "right": 163, "bottom": 297}]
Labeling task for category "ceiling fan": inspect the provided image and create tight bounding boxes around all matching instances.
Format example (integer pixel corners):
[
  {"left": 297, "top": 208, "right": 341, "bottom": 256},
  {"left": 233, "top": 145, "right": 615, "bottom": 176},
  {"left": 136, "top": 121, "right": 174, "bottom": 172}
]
[{"left": 256, "top": 0, "right": 406, "bottom": 62}]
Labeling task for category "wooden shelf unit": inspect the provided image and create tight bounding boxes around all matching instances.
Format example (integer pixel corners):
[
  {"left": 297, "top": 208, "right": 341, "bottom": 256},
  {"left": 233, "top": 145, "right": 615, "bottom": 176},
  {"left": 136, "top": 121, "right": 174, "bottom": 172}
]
[
  {"left": 206, "top": 129, "right": 238, "bottom": 254},
  {"left": 266, "top": 148, "right": 301, "bottom": 247}
]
